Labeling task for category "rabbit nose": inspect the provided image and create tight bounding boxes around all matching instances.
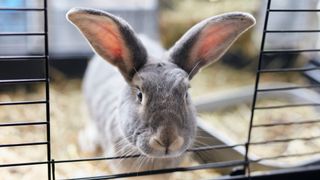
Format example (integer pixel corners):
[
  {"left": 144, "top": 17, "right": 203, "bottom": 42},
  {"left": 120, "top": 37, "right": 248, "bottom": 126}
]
[{"left": 149, "top": 136, "right": 184, "bottom": 154}]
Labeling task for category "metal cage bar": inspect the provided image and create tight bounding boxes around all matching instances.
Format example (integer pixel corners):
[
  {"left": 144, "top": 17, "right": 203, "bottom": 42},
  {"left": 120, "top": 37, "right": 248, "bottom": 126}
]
[
  {"left": 62, "top": 160, "right": 245, "bottom": 180},
  {"left": 244, "top": 0, "right": 272, "bottom": 176},
  {"left": 244, "top": 0, "right": 320, "bottom": 178},
  {"left": 43, "top": 0, "right": 52, "bottom": 179},
  {"left": 0, "top": 0, "right": 51, "bottom": 179}
]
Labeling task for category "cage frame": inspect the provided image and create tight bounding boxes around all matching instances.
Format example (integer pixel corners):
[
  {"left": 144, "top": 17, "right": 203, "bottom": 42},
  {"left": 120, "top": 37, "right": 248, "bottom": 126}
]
[{"left": 1, "top": 0, "right": 320, "bottom": 179}]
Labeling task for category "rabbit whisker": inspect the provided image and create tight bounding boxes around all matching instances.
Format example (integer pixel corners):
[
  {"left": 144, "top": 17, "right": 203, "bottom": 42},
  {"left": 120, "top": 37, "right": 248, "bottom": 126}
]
[
  {"left": 187, "top": 60, "right": 201, "bottom": 79},
  {"left": 136, "top": 155, "right": 145, "bottom": 173},
  {"left": 133, "top": 67, "right": 143, "bottom": 82},
  {"left": 133, "top": 156, "right": 140, "bottom": 172},
  {"left": 138, "top": 157, "right": 147, "bottom": 172},
  {"left": 116, "top": 143, "right": 136, "bottom": 159},
  {"left": 193, "top": 140, "right": 211, "bottom": 147},
  {"left": 113, "top": 135, "right": 135, "bottom": 151},
  {"left": 151, "top": 157, "right": 155, "bottom": 170},
  {"left": 114, "top": 147, "right": 138, "bottom": 170},
  {"left": 195, "top": 135, "right": 213, "bottom": 140}
]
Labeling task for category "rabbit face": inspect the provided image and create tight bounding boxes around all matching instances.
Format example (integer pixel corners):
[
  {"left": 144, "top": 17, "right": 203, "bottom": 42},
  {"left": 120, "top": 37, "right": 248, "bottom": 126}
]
[
  {"left": 67, "top": 8, "right": 255, "bottom": 158},
  {"left": 118, "top": 62, "right": 196, "bottom": 157}
]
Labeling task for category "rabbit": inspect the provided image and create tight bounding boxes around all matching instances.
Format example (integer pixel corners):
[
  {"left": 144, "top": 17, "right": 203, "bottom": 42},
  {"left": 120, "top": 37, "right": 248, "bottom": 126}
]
[{"left": 67, "top": 7, "right": 255, "bottom": 178}]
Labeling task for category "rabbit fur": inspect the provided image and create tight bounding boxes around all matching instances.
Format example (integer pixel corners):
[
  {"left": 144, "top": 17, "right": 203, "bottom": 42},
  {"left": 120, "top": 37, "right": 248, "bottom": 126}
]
[{"left": 67, "top": 8, "right": 255, "bottom": 175}]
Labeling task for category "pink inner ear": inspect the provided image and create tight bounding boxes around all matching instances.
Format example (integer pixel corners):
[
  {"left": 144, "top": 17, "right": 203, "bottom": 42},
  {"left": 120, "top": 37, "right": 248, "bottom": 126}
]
[
  {"left": 94, "top": 22, "right": 124, "bottom": 60},
  {"left": 197, "top": 23, "right": 234, "bottom": 59}
]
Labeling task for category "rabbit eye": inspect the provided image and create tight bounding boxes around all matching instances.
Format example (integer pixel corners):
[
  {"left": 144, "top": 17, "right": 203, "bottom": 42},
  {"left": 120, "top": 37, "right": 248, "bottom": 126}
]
[
  {"left": 185, "top": 92, "right": 189, "bottom": 99},
  {"left": 137, "top": 91, "right": 143, "bottom": 102}
]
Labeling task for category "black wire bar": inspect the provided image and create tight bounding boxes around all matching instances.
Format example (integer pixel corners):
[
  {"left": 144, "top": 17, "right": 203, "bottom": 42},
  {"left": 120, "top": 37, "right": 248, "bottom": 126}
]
[
  {"left": 6, "top": 151, "right": 319, "bottom": 179},
  {"left": 251, "top": 151, "right": 320, "bottom": 163},
  {"left": 255, "top": 103, "right": 320, "bottom": 110},
  {"left": 257, "top": 85, "right": 320, "bottom": 92},
  {"left": 62, "top": 160, "right": 245, "bottom": 180},
  {"left": 0, "top": 32, "right": 45, "bottom": 36},
  {"left": 262, "top": 49, "right": 320, "bottom": 54},
  {"left": 240, "top": 0, "right": 320, "bottom": 176},
  {"left": 187, "top": 143, "right": 245, "bottom": 152},
  {"left": 0, "top": 78, "right": 47, "bottom": 84},
  {"left": 0, "top": 55, "right": 46, "bottom": 60},
  {"left": 266, "top": 30, "right": 320, "bottom": 33},
  {"left": 0, "top": 8, "right": 45, "bottom": 11},
  {"left": 268, "top": 9, "right": 320, "bottom": 12},
  {"left": 2, "top": 144, "right": 244, "bottom": 178},
  {"left": 48, "top": 144, "right": 245, "bottom": 179},
  {"left": 253, "top": 119, "right": 320, "bottom": 128},
  {"left": 244, "top": 0, "right": 271, "bottom": 175},
  {"left": 0, "top": 100, "right": 46, "bottom": 106},
  {"left": 259, "top": 66, "right": 320, "bottom": 73},
  {"left": 43, "top": 0, "right": 51, "bottom": 179},
  {"left": 0, "top": 1, "right": 51, "bottom": 179},
  {"left": 0, "top": 121, "right": 47, "bottom": 127},
  {"left": 53, "top": 155, "right": 141, "bottom": 164},
  {"left": 48, "top": 143, "right": 245, "bottom": 165},
  {"left": 0, "top": 161, "right": 49, "bottom": 168},
  {"left": 228, "top": 165, "right": 320, "bottom": 180},
  {"left": 0, "top": 141, "right": 48, "bottom": 148},
  {"left": 250, "top": 136, "right": 320, "bottom": 146}
]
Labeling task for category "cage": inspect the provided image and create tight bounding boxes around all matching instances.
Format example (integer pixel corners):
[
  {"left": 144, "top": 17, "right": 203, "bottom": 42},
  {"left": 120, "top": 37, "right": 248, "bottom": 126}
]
[{"left": 0, "top": 0, "right": 320, "bottom": 179}]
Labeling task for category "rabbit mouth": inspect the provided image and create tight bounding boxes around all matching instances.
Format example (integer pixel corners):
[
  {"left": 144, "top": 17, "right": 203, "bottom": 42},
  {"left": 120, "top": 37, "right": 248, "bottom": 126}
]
[
  {"left": 136, "top": 137, "right": 188, "bottom": 158},
  {"left": 138, "top": 147, "right": 185, "bottom": 158}
]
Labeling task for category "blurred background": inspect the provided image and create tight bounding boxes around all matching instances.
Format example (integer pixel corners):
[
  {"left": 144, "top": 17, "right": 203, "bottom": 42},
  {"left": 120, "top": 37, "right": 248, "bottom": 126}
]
[{"left": 0, "top": 0, "right": 320, "bottom": 179}]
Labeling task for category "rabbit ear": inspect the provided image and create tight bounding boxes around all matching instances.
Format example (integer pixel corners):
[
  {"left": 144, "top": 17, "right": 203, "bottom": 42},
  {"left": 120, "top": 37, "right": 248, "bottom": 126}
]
[
  {"left": 67, "top": 8, "right": 147, "bottom": 81},
  {"left": 168, "top": 12, "right": 255, "bottom": 78}
]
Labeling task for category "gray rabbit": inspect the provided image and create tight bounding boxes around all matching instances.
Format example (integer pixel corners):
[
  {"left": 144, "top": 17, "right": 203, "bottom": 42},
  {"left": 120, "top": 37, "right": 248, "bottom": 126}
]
[{"left": 67, "top": 8, "right": 255, "bottom": 176}]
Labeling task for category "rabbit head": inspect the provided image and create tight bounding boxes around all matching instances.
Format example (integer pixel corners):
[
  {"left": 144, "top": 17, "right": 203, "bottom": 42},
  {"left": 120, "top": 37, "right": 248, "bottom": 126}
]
[{"left": 67, "top": 8, "right": 255, "bottom": 158}]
